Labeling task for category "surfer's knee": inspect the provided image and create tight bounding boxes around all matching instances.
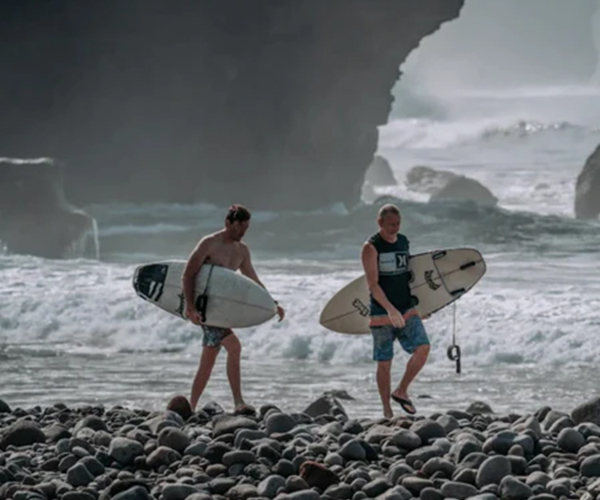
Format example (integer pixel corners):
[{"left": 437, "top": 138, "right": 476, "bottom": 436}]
[
  {"left": 399, "top": 316, "right": 430, "bottom": 355},
  {"left": 200, "top": 345, "right": 220, "bottom": 360},
  {"left": 414, "top": 344, "right": 430, "bottom": 359},
  {"left": 222, "top": 333, "right": 241, "bottom": 356}
]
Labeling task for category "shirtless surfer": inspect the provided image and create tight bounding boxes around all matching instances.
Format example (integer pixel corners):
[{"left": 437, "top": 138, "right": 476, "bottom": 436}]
[{"left": 182, "top": 204, "right": 285, "bottom": 414}]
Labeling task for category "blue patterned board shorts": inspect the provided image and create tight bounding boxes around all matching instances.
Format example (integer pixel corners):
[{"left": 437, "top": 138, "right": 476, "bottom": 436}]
[
  {"left": 371, "top": 315, "right": 430, "bottom": 361},
  {"left": 201, "top": 325, "right": 233, "bottom": 347}
]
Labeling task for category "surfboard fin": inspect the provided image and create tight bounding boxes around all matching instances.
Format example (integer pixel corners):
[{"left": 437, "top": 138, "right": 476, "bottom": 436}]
[{"left": 432, "top": 250, "right": 447, "bottom": 260}]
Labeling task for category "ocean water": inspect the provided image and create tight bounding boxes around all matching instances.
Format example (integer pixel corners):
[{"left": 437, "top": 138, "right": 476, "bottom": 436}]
[{"left": 1, "top": 85, "right": 600, "bottom": 419}]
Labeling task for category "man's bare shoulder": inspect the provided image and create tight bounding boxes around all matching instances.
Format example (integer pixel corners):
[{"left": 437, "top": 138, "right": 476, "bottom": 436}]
[
  {"left": 362, "top": 240, "right": 376, "bottom": 253},
  {"left": 197, "top": 231, "right": 222, "bottom": 248},
  {"left": 238, "top": 241, "right": 251, "bottom": 257}
]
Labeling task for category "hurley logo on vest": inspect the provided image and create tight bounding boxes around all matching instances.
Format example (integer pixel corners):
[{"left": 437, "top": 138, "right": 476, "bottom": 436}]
[{"left": 379, "top": 252, "right": 408, "bottom": 275}]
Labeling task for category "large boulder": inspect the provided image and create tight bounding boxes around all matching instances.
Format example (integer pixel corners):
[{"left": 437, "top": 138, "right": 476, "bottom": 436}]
[
  {"left": 572, "top": 397, "right": 600, "bottom": 426},
  {"left": 575, "top": 144, "right": 600, "bottom": 219},
  {"left": 0, "top": 1, "right": 465, "bottom": 210},
  {"left": 0, "top": 158, "right": 98, "bottom": 259},
  {"left": 362, "top": 155, "right": 397, "bottom": 202},
  {"left": 429, "top": 175, "right": 498, "bottom": 206},
  {"left": 364, "top": 156, "right": 397, "bottom": 187},
  {"left": 406, "top": 165, "right": 497, "bottom": 206},
  {"left": 406, "top": 165, "right": 459, "bottom": 194}
]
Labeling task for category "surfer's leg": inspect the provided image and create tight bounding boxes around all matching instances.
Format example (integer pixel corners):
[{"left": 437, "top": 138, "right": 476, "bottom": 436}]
[
  {"left": 371, "top": 325, "right": 395, "bottom": 418},
  {"left": 394, "top": 344, "right": 429, "bottom": 396},
  {"left": 376, "top": 361, "right": 393, "bottom": 419},
  {"left": 190, "top": 326, "right": 230, "bottom": 409},
  {"left": 220, "top": 331, "right": 246, "bottom": 410},
  {"left": 393, "top": 316, "right": 430, "bottom": 405},
  {"left": 190, "top": 345, "right": 220, "bottom": 410}
]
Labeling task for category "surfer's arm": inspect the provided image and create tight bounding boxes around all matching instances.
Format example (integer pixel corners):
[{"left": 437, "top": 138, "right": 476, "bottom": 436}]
[
  {"left": 182, "top": 239, "right": 210, "bottom": 321},
  {"left": 239, "top": 248, "right": 266, "bottom": 289},
  {"left": 240, "top": 247, "right": 285, "bottom": 321},
  {"left": 361, "top": 242, "right": 396, "bottom": 314},
  {"left": 362, "top": 243, "right": 405, "bottom": 328}
]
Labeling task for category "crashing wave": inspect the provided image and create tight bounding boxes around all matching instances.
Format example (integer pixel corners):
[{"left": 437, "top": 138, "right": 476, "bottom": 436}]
[{"left": 480, "top": 120, "right": 584, "bottom": 140}]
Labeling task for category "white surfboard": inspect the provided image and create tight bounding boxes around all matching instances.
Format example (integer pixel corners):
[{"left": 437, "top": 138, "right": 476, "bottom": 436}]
[
  {"left": 319, "top": 248, "right": 486, "bottom": 334},
  {"left": 132, "top": 261, "right": 277, "bottom": 328}
]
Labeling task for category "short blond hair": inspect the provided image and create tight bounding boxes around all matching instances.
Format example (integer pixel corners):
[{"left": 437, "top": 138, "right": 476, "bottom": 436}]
[{"left": 378, "top": 203, "right": 400, "bottom": 219}]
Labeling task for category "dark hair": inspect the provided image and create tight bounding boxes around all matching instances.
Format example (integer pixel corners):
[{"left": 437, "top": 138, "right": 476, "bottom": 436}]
[{"left": 226, "top": 204, "right": 251, "bottom": 223}]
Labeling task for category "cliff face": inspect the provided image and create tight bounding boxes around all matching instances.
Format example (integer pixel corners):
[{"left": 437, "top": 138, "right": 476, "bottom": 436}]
[
  {"left": 0, "top": 159, "right": 98, "bottom": 259},
  {"left": 0, "top": 0, "right": 464, "bottom": 210},
  {"left": 575, "top": 144, "right": 600, "bottom": 220}
]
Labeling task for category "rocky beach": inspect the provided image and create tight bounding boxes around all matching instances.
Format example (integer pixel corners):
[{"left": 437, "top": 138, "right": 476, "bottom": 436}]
[
  {"left": 2, "top": 395, "right": 600, "bottom": 500},
  {"left": 2, "top": 2, "right": 600, "bottom": 499}
]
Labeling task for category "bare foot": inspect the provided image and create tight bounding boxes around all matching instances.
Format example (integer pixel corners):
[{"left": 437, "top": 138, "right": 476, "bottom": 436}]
[{"left": 234, "top": 403, "right": 256, "bottom": 416}]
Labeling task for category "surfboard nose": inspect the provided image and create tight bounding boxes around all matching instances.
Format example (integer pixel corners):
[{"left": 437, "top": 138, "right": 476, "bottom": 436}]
[{"left": 132, "top": 263, "right": 169, "bottom": 302}]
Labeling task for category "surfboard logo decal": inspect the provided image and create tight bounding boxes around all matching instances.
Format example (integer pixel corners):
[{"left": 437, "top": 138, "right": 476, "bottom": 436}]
[
  {"left": 134, "top": 264, "right": 168, "bottom": 302},
  {"left": 176, "top": 293, "right": 186, "bottom": 318},
  {"left": 147, "top": 281, "right": 164, "bottom": 301},
  {"left": 425, "top": 270, "right": 440, "bottom": 290},
  {"left": 352, "top": 298, "right": 369, "bottom": 317}
]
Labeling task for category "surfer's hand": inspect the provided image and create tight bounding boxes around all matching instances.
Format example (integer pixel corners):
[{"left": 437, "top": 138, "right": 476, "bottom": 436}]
[
  {"left": 388, "top": 308, "right": 405, "bottom": 328},
  {"left": 185, "top": 306, "right": 202, "bottom": 325},
  {"left": 276, "top": 304, "right": 285, "bottom": 322}
]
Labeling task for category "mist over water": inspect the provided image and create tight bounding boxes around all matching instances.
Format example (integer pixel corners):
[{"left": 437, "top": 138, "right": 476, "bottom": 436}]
[
  {"left": 2, "top": 2, "right": 600, "bottom": 417},
  {"left": 399, "top": 0, "right": 600, "bottom": 92}
]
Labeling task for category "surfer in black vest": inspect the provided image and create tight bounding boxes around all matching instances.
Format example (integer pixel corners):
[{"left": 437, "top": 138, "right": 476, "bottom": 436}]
[{"left": 361, "top": 203, "right": 430, "bottom": 417}]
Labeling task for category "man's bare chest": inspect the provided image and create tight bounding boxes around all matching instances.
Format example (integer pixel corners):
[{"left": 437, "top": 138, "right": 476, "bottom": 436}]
[{"left": 206, "top": 245, "right": 244, "bottom": 271}]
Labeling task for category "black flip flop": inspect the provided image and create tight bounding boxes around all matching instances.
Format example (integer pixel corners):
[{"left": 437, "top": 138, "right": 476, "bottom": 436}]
[{"left": 391, "top": 394, "right": 416, "bottom": 415}]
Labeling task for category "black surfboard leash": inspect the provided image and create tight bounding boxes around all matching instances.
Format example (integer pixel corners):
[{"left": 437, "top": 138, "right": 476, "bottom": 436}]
[
  {"left": 195, "top": 264, "right": 215, "bottom": 323},
  {"left": 446, "top": 301, "right": 461, "bottom": 374}
]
